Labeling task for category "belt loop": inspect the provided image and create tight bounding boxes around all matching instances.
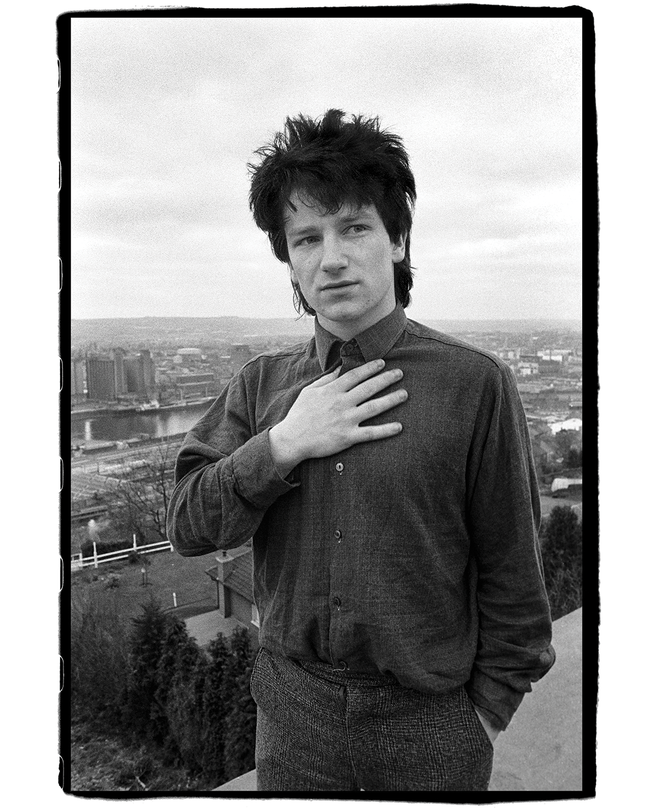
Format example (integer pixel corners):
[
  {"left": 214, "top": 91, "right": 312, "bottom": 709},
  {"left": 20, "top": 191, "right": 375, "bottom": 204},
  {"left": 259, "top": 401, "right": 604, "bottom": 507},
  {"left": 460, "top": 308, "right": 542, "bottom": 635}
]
[{"left": 332, "top": 660, "right": 348, "bottom": 672}]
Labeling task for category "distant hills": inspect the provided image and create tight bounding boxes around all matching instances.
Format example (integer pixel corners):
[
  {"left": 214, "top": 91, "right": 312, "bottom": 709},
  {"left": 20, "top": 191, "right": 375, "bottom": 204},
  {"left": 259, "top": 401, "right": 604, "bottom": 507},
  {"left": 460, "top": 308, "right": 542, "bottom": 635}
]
[{"left": 70, "top": 315, "right": 581, "bottom": 347}]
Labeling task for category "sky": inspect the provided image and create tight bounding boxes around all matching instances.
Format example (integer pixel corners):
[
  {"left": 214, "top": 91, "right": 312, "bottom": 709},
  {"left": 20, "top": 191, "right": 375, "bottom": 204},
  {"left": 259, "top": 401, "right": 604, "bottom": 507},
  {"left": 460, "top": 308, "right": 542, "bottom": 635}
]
[{"left": 70, "top": 13, "right": 582, "bottom": 322}]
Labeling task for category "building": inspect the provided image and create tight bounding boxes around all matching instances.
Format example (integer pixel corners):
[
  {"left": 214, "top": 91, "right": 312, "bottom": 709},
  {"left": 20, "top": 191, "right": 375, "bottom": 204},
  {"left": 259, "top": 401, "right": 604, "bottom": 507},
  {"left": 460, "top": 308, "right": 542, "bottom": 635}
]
[
  {"left": 496, "top": 348, "right": 520, "bottom": 361},
  {"left": 205, "top": 545, "right": 259, "bottom": 639},
  {"left": 84, "top": 348, "right": 155, "bottom": 401},
  {"left": 538, "top": 359, "right": 562, "bottom": 376},
  {"left": 123, "top": 351, "right": 154, "bottom": 397},
  {"left": 230, "top": 344, "right": 254, "bottom": 369},
  {"left": 175, "top": 347, "right": 203, "bottom": 366},
  {"left": 86, "top": 356, "right": 117, "bottom": 400},
  {"left": 138, "top": 349, "right": 156, "bottom": 392},
  {"left": 173, "top": 371, "right": 215, "bottom": 400},
  {"left": 113, "top": 348, "right": 127, "bottom": 396},
  {"left": 70, "top": 358, "right": 86, "bottom": 404},
  {"left": 551, "top": 477, "right": 583, "bottom": 497},
  {"left": 517, "top": 361, "right": 539, "bottom": 377},
  {"left": 550, "top": 417, "right": 583, "bottom": 435}
]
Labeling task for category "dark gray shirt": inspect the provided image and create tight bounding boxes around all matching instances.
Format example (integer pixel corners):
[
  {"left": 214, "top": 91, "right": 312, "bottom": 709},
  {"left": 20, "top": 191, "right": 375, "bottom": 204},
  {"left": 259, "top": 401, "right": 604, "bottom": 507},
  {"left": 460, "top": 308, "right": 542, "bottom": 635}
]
[{"left": 168, "top": 305, "right": 555, "bottom": 730}]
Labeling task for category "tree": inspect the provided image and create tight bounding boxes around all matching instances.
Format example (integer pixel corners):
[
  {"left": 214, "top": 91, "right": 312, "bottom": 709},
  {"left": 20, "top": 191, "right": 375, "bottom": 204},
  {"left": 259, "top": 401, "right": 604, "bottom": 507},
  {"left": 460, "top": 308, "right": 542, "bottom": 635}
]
[
  {"left": 199, "top": 634, "right": 231, "bottom": 784},
  {"left": 106, "top": 441, "right": 177, "bottom": 545},
  {"left": 541, "top": 505, "right": 583, "bottom": 620},
  {"left": 221, "top": 627, "right": 257, "bottom": 781},
  {"left": 554, "top": 429, "right": 581, "bottom": 464},
  {"left": 121, "top": 599, "right": 172, "bottom": 743},
  {"left": 156, "top": 616, "right": 207, "bottom": 772},
  {"left": 566, "top": 447, "right": 582, "bottom": 468},
  {"left": 70, "top": 588, "right": 129, "bottom": 722}
]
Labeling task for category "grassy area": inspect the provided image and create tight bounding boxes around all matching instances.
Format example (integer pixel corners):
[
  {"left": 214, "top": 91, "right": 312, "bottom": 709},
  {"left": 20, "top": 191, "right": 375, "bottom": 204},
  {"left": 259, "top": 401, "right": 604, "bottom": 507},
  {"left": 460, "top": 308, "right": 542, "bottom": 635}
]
[{"left": 71, "top": 548, "right": 220, "bottom": 622}]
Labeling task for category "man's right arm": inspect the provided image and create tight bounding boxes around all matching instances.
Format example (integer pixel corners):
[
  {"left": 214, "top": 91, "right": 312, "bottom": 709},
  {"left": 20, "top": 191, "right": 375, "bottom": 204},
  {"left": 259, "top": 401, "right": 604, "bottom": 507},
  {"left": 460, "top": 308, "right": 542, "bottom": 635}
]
[
  {"left": 167, "top": 370, "right": 297, "bottom": 557},
  {"left": 168, "top": 358, "right": 407, "bottom": 555}
]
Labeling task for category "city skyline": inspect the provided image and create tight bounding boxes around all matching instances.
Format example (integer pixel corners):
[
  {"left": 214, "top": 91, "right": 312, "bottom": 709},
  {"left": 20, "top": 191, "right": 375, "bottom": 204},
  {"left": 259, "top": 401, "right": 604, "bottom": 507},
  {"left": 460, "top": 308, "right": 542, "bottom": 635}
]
[{"left": 70, "top": 13, "right": 583, "bottom": 323}]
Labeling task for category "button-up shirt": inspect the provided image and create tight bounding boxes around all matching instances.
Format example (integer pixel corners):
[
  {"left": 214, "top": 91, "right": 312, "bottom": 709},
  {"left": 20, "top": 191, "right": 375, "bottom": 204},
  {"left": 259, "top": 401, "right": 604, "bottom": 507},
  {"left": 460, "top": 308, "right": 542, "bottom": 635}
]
[{"left": 168, "top": 305, "right": 555, "bottom": 730}]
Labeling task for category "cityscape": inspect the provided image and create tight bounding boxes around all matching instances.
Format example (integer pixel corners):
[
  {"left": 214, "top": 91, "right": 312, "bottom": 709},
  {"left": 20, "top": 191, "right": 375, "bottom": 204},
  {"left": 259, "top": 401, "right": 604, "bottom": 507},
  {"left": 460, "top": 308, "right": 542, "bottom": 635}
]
[{"left": 69, "top": 316, "right": 582, "bottom": 519}]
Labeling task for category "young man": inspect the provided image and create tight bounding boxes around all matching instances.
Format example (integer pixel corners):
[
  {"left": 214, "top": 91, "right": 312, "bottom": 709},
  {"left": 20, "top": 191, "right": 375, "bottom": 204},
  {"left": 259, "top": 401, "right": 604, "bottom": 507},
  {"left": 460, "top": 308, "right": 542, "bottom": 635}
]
[{"left": 167, "top": 110, "right": 555, "bottom": 792}]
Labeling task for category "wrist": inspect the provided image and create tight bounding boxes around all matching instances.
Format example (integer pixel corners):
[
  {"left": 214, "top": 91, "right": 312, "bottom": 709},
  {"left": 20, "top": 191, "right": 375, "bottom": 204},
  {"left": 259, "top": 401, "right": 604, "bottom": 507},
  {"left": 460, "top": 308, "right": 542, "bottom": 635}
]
[{"left": 269, "top": 422, "right": 305, "bottom": 478}]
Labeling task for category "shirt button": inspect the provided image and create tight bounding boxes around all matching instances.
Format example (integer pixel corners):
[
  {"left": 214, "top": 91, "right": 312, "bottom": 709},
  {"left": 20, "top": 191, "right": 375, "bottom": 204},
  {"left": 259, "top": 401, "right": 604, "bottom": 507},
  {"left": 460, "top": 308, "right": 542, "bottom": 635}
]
[
  {"left": 333, "top": 529, "right": 342, "bottom": 540},
  {"left": 335, "top": 462, "right": 344, "bottom": 473}
]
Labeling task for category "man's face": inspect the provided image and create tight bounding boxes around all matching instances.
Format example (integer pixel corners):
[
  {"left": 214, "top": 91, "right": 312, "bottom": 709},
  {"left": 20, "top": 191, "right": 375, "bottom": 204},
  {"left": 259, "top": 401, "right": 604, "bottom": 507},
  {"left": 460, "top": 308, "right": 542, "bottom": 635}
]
[{"left": 284, "top": 193, "right": 405, "bottom": 339}]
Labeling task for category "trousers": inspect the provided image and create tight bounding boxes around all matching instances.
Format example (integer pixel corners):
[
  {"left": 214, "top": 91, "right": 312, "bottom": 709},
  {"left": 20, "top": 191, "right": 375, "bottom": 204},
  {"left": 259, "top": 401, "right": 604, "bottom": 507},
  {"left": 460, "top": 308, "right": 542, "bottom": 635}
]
[{"left": 250, "top": 646, "right": 493, "bottom": 792}]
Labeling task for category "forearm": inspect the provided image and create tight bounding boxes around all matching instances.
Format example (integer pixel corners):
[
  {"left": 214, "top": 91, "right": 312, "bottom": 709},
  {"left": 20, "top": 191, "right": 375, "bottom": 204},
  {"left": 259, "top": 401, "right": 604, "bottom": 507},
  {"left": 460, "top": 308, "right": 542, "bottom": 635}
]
[{"left": 167, "top": 429, "right": 298, "bottom": 556}]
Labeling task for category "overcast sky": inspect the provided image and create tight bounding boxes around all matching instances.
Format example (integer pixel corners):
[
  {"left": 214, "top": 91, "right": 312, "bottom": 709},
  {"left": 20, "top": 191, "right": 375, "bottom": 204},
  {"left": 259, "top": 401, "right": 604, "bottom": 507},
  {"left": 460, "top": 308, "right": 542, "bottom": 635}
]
[{"left": 70, "top": 13, "right": 582, "bottom": 323}]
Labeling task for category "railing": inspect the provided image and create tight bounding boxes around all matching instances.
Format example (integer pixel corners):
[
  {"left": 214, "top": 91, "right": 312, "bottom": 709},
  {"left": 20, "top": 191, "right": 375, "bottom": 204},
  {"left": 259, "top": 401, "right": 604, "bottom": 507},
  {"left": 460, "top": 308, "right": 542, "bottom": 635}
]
[{"left": 71, "top": 535, "right": 174, "bottom": 570}]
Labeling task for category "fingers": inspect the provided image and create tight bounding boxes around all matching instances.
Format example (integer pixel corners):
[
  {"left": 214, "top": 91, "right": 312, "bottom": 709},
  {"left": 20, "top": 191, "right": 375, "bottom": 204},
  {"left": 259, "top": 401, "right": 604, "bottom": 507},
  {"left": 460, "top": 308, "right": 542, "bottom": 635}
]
[
  {"left": 356, "top": 421, "right": 404, "bottom": 443},
  {"left": 335, "top": 358, "right": 387, "bottom": 391},
  {"left": 356, "top": 389, "right": 408, "bottom": 422},
  {"left": 348, "top": 367, "right": 404, "bottom": 405}
]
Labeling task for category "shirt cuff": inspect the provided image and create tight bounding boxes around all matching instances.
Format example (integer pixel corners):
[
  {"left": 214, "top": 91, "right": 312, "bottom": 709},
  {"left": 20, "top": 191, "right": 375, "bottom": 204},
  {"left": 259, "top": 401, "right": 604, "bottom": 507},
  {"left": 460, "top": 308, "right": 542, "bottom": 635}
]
[
  {"left": 231, "top": 428, "right": 300, "bottom": 509},
  {"left": 464, "top": 674, "right": 525, "bottom": 732}
]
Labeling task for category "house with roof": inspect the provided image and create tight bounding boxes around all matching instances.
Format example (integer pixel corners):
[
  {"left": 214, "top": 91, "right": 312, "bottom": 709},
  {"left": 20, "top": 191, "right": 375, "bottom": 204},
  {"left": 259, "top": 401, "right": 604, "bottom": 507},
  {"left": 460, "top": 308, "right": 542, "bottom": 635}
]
[{"left": 204, "top": 543, "right": 259, "bottom": 640}]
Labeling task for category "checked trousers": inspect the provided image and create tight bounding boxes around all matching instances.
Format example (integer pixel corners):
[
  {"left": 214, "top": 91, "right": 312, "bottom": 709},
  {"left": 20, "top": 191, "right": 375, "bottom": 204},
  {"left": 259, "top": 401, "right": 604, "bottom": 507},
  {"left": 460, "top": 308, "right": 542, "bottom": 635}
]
[{"left": 250, "top": 646, "right": 494, "bottom": 792}]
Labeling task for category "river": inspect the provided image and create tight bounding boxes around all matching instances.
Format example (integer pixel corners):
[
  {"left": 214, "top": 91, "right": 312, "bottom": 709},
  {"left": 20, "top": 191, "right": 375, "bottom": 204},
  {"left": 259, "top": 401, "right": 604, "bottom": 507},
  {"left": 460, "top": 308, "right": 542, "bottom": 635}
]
[{"left": 71, "top": 401, "right": 214, "bottom": 443}]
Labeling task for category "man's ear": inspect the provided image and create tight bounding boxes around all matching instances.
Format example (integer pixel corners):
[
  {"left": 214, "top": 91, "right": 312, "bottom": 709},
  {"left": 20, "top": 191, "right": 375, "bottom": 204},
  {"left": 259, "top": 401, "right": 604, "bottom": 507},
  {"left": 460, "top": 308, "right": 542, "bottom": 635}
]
[{"left": 392, "top": 236, "right": 406, "bottom": 263}]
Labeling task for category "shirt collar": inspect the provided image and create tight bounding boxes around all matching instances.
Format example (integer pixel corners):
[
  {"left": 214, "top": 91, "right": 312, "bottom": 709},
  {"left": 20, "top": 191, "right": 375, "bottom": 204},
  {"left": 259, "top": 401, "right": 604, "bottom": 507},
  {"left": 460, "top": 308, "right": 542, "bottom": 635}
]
[{"left": 314, "top": 304, "right": 408, "bottom": 371}]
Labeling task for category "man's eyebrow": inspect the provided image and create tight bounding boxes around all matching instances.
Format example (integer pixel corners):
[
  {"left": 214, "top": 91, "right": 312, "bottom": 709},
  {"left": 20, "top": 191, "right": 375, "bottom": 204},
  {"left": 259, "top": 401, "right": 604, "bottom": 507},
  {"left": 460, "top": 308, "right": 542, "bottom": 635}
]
[
  {"left": 338, "top": 211, "right": 370, "bottom": 223},
  {"left": 285, "top": 224, "right": 319, "bottom": 238}
]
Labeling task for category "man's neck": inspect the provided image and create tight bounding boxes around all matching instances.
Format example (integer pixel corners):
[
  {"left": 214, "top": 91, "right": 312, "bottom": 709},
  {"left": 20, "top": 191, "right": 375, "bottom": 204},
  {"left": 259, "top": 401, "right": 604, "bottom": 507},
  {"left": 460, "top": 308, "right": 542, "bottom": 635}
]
[{"left": 316, "top": 304, "right": 398, "bottom": 342}]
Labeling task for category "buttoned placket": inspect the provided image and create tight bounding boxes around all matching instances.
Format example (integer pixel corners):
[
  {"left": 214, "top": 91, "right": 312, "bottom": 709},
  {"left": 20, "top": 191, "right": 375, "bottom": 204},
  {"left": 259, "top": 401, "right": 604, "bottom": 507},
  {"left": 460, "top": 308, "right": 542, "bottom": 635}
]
[
  {"left": 329, "top": 442, "right": 351, "bottom": 669},
  {"left": 329, "top": 338, "right": 365, "bottom": 670}
]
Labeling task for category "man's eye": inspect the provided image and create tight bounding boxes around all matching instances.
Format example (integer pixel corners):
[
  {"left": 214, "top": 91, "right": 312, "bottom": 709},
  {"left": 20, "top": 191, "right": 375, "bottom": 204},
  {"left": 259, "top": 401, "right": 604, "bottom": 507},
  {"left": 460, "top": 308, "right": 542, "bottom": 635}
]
[
  {"left": 296, "top": 235, "right": 318, "bottom": 246},
  {"left": 347, "top": 224, "right": 368, "bottom": 234}
]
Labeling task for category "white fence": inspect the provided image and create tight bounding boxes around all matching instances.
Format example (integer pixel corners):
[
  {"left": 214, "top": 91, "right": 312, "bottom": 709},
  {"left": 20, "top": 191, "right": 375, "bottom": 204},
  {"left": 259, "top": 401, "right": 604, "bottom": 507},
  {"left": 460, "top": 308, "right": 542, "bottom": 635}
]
[{"left": 71, "top": 534, "right": 174, "bottom": 570}]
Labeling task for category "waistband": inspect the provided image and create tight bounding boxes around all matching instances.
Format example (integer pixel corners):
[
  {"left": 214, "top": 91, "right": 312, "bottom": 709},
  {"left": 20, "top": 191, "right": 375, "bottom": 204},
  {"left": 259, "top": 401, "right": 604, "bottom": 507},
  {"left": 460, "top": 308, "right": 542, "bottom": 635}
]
[{"left": 294, "top": 657, "right": 399, "bottom": 688}]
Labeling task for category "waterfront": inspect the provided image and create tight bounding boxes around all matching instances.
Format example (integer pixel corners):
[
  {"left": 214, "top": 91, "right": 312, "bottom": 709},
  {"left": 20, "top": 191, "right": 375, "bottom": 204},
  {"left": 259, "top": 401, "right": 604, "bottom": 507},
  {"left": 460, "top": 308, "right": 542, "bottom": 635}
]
[{"left": 71, "top": 401, "right": 213, "bottom": 443}]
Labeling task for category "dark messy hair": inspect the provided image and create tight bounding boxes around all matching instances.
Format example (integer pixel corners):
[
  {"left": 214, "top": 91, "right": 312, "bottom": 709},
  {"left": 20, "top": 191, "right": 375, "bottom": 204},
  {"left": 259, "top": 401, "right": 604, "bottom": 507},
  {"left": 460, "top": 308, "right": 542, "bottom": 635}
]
[{"left": 248, "top": 109, "right": 416, "bottom": 315}]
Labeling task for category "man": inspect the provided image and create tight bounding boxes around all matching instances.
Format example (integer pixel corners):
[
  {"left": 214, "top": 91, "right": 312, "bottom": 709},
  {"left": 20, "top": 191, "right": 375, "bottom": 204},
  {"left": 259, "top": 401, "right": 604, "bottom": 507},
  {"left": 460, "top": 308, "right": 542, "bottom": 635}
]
[{"left": 167, "top": 109, "right": 555, "bottom": 792}]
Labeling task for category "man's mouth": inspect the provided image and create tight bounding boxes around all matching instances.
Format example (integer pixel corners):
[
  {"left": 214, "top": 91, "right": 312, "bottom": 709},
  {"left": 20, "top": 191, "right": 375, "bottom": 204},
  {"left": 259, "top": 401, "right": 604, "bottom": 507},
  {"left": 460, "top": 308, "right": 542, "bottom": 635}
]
[{"left": 321, "top": 281, "right": 357, "bottom": 291}]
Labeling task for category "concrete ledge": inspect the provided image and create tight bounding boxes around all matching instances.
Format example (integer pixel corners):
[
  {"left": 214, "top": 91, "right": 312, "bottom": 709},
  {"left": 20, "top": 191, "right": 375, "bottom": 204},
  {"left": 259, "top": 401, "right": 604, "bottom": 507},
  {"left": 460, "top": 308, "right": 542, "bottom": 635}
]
[
  {"left": 215, "top": 610, "right": 582, "bottom": 792},
  {"left": 214, "top": 770, "right": 257, "bottom": 792},
  {"left": 490, "top": 608, "right": 582, "bottom": 790}
]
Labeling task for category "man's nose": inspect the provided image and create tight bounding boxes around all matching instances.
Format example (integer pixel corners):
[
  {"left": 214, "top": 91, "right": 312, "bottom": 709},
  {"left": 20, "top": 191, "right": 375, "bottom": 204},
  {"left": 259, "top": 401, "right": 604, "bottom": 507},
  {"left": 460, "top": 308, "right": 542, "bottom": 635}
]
[{"left": 320, "top": 235, "right": 347, "bottom": 273}]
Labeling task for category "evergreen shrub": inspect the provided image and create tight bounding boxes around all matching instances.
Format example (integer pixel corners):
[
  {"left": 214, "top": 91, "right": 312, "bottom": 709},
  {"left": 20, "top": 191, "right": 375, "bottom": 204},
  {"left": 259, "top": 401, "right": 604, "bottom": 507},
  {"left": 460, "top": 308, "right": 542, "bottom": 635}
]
[
  {"left": 70, "top": 589, "right": 129, "bottom": 723},
  {"left": 540, "top": 505, "right": 583, "bottom": 620}
]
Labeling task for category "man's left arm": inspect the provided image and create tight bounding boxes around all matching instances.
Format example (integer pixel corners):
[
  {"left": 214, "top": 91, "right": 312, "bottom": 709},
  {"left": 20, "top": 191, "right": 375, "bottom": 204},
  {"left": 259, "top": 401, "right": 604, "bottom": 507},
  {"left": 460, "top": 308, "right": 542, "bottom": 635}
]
[{"left": 465, "top": 362, "right": 556, "bottom": 733}]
